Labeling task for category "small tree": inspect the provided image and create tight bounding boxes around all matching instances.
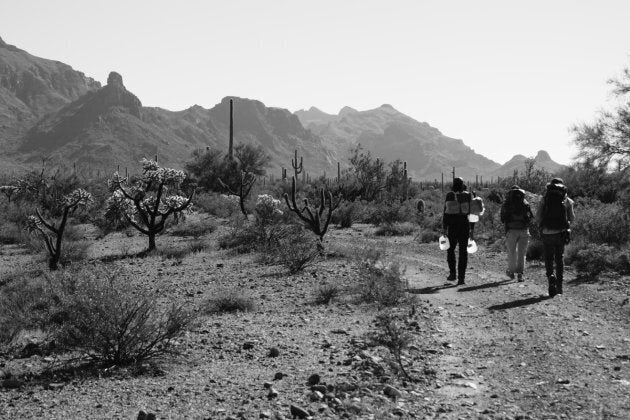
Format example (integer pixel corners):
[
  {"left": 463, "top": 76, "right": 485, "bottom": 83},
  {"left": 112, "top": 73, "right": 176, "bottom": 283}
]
[
  {"left": 572, "top": 64, "right": 630, "bottom": 172},
  {"left": 107, "top": 159, "right": 195, "bottom": 251},
  {"left": 26, "top": 188, "right": 93, "bottom": 270}
]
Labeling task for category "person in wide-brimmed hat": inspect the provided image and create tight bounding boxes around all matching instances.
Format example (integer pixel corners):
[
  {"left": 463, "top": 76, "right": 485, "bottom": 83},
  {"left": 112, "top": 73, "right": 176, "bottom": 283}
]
[
  {"left": 500, "top": 185, "right": 534, "bottom": 282},
  {"left": 537, "top": 177, "right": 575, "bottom": 297}
]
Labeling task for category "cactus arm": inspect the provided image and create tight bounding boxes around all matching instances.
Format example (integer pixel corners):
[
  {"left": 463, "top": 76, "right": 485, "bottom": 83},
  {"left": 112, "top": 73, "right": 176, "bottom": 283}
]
[{"left": 35, "top": 208, "right": 58, "bottom": 235}]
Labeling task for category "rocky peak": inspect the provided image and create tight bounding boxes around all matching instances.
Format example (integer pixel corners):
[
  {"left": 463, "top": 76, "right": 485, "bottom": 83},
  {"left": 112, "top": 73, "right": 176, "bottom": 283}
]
[
  {"left": 339, "top": 106, "right": 358, "bottom": 117},
  {"left": 107, "top": 71, "right": 124, "bottom": 88},
  {"left": 0, "top": 36, "right": 6, "bottom": 47},
  {"left": 535, "top": 150, "right": 552, "bottom": 161}
]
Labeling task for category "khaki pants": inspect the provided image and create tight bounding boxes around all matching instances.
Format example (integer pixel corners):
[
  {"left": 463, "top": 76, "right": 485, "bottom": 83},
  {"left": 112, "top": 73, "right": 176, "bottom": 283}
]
[{"left": 505, "top": 228, "right": 530, "bottom": 274}]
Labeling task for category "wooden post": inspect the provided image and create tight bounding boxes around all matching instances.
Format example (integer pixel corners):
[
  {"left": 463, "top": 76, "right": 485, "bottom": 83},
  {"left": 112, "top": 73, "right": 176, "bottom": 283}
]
[{"left": 441, "top": 173, "right": 444, "bottom": 191}]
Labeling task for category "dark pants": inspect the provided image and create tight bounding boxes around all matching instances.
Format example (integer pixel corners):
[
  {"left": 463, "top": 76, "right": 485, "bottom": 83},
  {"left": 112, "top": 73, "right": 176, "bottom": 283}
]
[
  {"left": 447, "top": 223, "right": 470, "bottom": 281},
  {"left": 542, "top": 233, "right": 565, "bottom": 281}
]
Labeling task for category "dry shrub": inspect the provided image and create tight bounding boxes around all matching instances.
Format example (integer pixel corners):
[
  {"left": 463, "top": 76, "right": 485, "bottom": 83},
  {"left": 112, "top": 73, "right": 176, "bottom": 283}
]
[
  {"left": 572, "top": 199, "right": 630, "bottom": 246},
  {"left": 194, "top": 192, "right": 240, "bottom": 218},
  {"left": 313, "top": 284, "right": 340, "bottom": 305},
  {"left": 158, "top": 239, "right": 210, "bottom": 260},
  {"left": 374, "top": 222, "right": 417, "bottom": 237},
  {"left": 170, "top": 217, "right": 216, "bottom": 238},
  {"left": 268, "top": 226, "right": 323, "bottom": 274},
  {"left": 356, "top": 248, "right": 408, "bottom": 306},
  {"left": 0, "top": 264, "right": 194, "bottom": 366},
  {"left": 416, "top": 229, "right": 440, "bottom": 244},
  {"left": 203, "top": 289, "right": 256, "bottom": 314}
]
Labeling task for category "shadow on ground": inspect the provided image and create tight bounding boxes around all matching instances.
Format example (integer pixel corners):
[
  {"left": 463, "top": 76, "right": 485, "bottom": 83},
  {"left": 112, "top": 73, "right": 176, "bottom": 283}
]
[
  {"left": 458, "top": 279, "right": 514, "bottom": 292},
  {"left": 408, "top": 283, "right": 458, "bottom": 294},
  {"left": 488, "top": 295, "right": 550, "bottom": 311}
]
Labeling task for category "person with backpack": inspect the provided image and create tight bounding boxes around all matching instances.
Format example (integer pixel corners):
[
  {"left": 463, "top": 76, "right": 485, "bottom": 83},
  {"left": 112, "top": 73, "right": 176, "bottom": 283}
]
[
  {"left": 443, "top": 177, "right": 471, "bottom": 285},
  {"left": 536, "top": 178, "right": 575, "bottom": 297},
  {"left": 500, "top": 185, "right": 534, "bottom": 282}
]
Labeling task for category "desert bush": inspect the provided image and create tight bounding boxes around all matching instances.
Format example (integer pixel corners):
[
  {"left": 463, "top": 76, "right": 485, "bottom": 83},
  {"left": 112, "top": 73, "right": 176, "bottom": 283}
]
[
  {"left": 158, "top": 239, "right": 210, "bottom": 260},
  {"left": 417, "top": 229, "right": 440, "bottom": 244},
  {"left": 571, "top": 243, "right": 615, "bottom": 278},
  {"left": 170, "top": 217, "right": 216, "bottom": 238},
  {"left": 51, "top": 267, "right": 193, "bottom": 366},
  {"left": 193, "top": 192, "right": 240, "bottom": 218},
  {"left": 374, "top": 222, "right": 417, "bottom": 237},
  {"left": 571, "top": 199, "right": 630, "bottom": 245},
  {"left": 364, "top": 200, "right": 417, "bottom": 226},
  {"left": 218, "top": 220, "right": 261, "bottom": 254},
  {"left": 332, "top": 200, "right": 365, "bottom": 228},
  {"left": 203, "top": 289, "right": 256, "bottom": 314},
  {"left": 267, "top": 226, "right": 323, "bottom": 274},
  {"left": 0, "top": 223, "right": 22, "bottom": 244},
  {"left": 612, "top": 247, "right": 630, "bottom": 275},
  {"left": 1, "top": 265, "right": 194, "bottom": 366},
  {"left": 366, "top": 312, "right": 414, "bottom": 381},
  {"left": 356, "top": 249, "right": 408, "bottom": 306},
  {"left": 313, "top": 284, "right": 340, "bottom": 305}
]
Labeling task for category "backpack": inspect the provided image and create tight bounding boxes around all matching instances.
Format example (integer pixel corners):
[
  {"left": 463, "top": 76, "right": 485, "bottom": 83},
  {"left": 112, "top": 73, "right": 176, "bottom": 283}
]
[
  {"left": 444, "top": 191, "right": 472, "bottom": 215},
  {"left": 541, "top": 183, "right": 568, "bottom": 230},
  {"left": 504, "top": 189, "right": 532, "bottom": 229}
]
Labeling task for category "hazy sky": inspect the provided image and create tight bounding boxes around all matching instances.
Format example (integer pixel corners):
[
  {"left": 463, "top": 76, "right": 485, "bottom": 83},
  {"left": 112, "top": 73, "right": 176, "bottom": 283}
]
[{"left": 2, "top": 0, "right": 629, "bottom": 165}]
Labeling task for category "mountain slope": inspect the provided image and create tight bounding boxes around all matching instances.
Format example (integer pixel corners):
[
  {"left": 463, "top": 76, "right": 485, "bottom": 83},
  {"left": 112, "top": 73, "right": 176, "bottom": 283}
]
[
  {"left": 18, "top": 71, "right": 334, "bottom": 176},
  {"left": 0, "top": 36, "right": 100, "bottom": 149},
  {"left": 297, "top": 104, "right": 501, "bottom": 180}
]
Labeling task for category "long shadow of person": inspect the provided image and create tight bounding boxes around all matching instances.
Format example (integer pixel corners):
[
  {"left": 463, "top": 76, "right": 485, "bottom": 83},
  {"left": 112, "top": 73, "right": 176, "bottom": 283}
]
[
  {"left": 488, "top": 295, "right": 550, "bottom": 311},
  {"left": 408, "top": 283, "right": 458, "bottom": 294},
  {"left": 457, "top": 279, "right": 515, "bottom": 292}
]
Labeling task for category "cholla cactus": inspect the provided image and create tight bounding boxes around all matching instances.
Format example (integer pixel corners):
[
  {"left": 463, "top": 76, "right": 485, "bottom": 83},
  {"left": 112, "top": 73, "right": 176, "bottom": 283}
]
[
  {"left": 255, "top": 194, "right": 283, "bottom": 223},
  {"left": 26, "top": 188, "right": 93, "bottom": 270},
  {"left": 107, "top": 159, "right": 195, "bottom": 251}
]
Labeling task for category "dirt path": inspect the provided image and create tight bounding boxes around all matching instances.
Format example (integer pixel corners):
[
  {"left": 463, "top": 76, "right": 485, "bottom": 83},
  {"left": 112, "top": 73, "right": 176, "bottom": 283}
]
[{"left": 394, "top": 238, "right": 630, "bottom": 419}]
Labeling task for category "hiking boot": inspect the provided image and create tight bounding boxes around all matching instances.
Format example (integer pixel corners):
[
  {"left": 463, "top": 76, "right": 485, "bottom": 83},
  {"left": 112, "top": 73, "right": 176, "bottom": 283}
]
[
  {"left": 556, "top": 280, "right": 563, "bottom": 295},
  {"left": 447, "top": 273, "right": 456, "bottom": 281},
  {"left": 548, "top": 274, "right": 557, "bottom": 298},
  {"left": 506, "top": 270, "right": 515, "bottom": 280},
  {"left": 517, "top": 273, "right": 523, "bottom": 282},
  {"left": 457, "top": 279, "right": 466, "bottom": 285}
]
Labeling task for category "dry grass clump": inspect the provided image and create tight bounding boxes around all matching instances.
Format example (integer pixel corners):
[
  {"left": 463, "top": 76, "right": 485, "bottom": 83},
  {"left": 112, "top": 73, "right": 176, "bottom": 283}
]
[
  {"left": 266, "top": 226, "right": 323, "bottom": 274},
  {"left": 313, "top": 283, "right": 340, "bottom": 305},
  {"left": 203, "top": 289, "right": 256, "bottom": 314},
  {"left": 158, "top": 239, "right": 211, "bottom": 260}
]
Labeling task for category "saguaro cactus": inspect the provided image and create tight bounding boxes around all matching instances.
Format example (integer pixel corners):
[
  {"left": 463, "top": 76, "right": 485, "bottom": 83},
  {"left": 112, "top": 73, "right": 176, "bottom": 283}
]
[
  {"left": 283, "top": 176, "right": 339, "bottom": 243},
  {"left": 26, "top": 188, "right": 93, "bottom": 270},
  {"left": 228, "top": 99, "right": 234, "bottom": 161},
  {"left": 292, "top": 150, "right": 303, "bottom": 182}
]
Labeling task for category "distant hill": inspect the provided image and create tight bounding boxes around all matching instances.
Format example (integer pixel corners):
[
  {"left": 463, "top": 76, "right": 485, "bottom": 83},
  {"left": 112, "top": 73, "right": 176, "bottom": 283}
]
[
  {"left": 491, "top": 150, "right": 566, "bottom": 178},
  {"left": 297, "top": 104, "right": 501, "bottom": 180}
]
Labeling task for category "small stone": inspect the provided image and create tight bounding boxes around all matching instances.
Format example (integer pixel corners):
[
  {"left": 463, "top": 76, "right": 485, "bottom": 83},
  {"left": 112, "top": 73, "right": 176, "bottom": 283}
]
[
  {"left": 556, "top": 378, "right": 570, "bottom": 384},
  {"left": 267, "top": 387, "right": 279, "bottom": 399},
  {"left": 309, "top": 391, "right": 324, "bottom": 401},
  {"left": 273, "top": 372, "right": 285, "bottom": 380},
  {"left": 268, "top": 347, "right": 280, "bottom": 357},
  {"left": 289, "top": 404, "right": 310, "bottom": 419},
  {"left": 383, "top": 384, "right": 402, "bottom": 399},
  {"left": 243, "top": 342, "right": 255, "bottom": 350},
  {"left": 259, "top": 411, "right": 272, "bottom": 419},
  {"left": 311, "top": 385, "right": 327, "bottom": 394},
  {"left": 263, "top": 381, "right": 273, "bottom": 389},
  {"left": 307, "top": 373, "right": 321, "bottom": 385}
]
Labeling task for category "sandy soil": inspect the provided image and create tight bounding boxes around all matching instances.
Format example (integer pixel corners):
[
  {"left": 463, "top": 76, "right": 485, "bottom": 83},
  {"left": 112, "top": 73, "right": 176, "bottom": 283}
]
[{"left": 0, "top": 222, "right": 629, "bottom": 419}]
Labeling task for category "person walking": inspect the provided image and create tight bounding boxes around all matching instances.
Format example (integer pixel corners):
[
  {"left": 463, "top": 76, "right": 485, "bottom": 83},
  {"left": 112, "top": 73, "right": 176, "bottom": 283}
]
[
  {"left": 500, "top": 185, "right": 534, "bottom": 282},
  {"left": 536, "top": 178, "right": 575, "bottom": 297},
  {"left": 443, "top": 177, "right": 471, "bottom": 285}
]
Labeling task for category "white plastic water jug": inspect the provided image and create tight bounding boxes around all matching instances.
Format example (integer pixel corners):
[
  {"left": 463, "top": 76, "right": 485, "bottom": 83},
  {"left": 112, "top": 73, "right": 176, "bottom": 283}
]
[
  {"left": 468, "top": 214, "right": 479, "bottom": 223},
  {"left": 438, "top": 235, "right": 450, "bottom": 251},
  {"left": 467, "top": 239, "right": 478, "bottom": 254}
]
